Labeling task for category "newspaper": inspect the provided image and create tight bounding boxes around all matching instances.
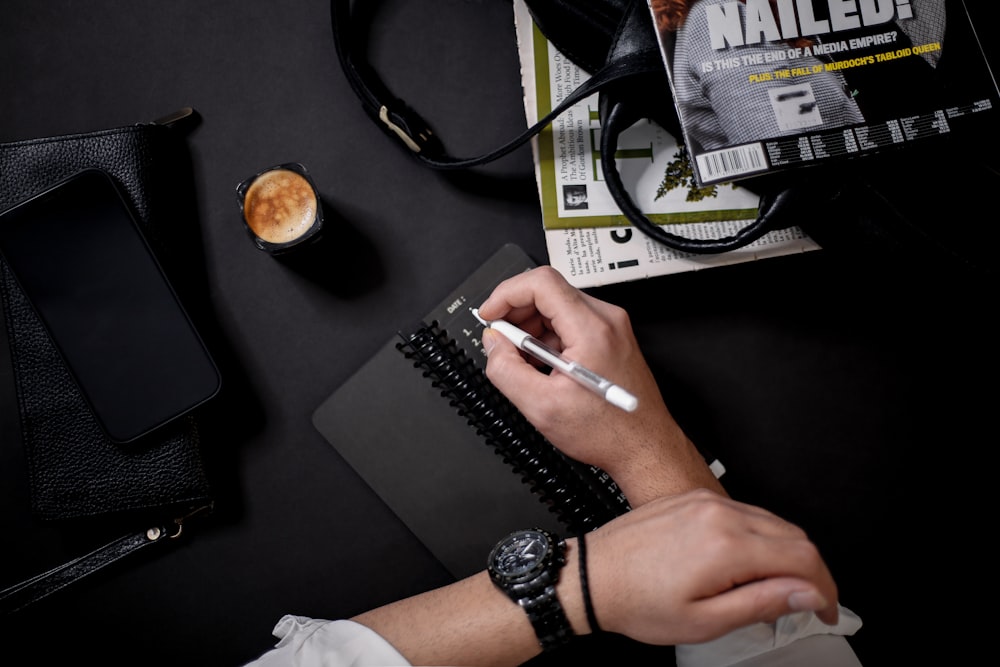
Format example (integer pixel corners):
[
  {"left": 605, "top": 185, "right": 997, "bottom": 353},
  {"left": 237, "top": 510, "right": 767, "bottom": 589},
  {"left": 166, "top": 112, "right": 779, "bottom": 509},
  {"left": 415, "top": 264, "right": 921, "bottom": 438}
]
[{"left": 512, "top": 0, "right": 817, "bottom": 289}]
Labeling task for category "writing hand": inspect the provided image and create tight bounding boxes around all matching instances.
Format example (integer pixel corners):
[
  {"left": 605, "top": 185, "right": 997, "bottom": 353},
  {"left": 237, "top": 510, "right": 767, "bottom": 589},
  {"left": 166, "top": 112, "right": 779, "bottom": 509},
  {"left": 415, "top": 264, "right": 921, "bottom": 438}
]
[{"left": 478, "top": 266, "right": 723, "bottom": 504}]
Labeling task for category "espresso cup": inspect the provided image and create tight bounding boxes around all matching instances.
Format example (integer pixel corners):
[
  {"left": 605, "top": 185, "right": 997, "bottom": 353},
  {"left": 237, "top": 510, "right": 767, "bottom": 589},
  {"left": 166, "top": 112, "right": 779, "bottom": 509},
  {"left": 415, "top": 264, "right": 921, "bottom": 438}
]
[{"left": 236, "top": 163, "right": 323, "bottom": 255}]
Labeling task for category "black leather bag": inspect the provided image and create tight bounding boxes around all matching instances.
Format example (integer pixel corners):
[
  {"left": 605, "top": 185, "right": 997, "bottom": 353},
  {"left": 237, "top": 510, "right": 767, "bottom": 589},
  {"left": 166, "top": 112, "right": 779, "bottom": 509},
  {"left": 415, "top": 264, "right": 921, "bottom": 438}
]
[
  {"left": 0, "top": 109, "right": 216, "bottom": 615},
  {"left": 331, "top": 0, "right": 783, "bottom": 254},
  {"left": 332, "top": 0, "right": 998, "bottom": 277}
]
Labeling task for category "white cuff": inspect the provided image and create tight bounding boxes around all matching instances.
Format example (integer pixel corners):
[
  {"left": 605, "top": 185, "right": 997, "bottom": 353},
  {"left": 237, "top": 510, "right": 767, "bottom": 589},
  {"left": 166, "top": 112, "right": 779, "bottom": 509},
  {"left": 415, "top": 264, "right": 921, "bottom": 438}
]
[
  {"left": 243, "top": 616, "right": 411, "bottom": 667},
  {"left": 676, "top": 604, "right": 863, "bottom": 667}
]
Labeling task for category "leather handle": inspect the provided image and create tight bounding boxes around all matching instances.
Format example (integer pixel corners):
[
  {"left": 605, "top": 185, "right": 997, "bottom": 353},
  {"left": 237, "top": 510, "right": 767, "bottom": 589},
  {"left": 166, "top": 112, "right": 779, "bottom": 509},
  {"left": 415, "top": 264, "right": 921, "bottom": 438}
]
[
  {"left": 599, "top": 93, "right": 780, "bottom": 254},
  {"left": 330, "top": 0, "right": 655, "bottom": 170},
  {"left": 1, "top": 502, "right": 212, "bottom": 615},
  {"left": 330, "top": 0, "right": 793, "bottom": 254},
  {"left": 0, "top": 524, "right": 172, "bottom": 615}
]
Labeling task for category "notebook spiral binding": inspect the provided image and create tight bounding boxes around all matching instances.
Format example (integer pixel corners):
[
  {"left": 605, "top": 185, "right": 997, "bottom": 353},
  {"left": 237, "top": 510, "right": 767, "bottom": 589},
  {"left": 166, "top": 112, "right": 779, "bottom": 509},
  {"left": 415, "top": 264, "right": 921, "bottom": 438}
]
[{"left": 397, "top": 321, "right": 630, "bottom": 534}]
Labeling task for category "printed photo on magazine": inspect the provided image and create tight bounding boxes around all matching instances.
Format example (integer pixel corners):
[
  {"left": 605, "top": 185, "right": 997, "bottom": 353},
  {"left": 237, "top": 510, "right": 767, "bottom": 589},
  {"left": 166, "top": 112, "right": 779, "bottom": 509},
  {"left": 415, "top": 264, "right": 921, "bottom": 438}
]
[{"left": 646, "top": 0, "right": 1000, "bottom": 186}]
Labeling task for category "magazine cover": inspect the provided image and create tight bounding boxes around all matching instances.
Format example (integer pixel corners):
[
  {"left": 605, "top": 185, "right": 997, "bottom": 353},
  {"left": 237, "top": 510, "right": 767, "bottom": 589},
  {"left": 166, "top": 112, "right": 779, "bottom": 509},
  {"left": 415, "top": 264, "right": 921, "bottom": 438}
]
[{"left": 647, "top": 0, "right": 1000, "bottom": 186}]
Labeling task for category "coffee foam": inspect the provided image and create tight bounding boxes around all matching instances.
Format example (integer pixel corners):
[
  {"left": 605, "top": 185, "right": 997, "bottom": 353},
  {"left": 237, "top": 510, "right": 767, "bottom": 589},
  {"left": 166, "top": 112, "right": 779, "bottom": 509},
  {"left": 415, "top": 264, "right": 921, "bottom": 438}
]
[{"left": 243, "top": 169, "right": 318, "bottom": 244}]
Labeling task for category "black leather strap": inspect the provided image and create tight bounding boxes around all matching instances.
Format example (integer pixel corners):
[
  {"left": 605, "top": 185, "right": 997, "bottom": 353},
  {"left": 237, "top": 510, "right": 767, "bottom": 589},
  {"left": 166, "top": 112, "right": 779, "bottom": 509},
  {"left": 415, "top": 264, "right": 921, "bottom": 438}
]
[
  {"left": 596, "top": 0, "right": 793, "bottom": 254},
  {"left": 0, "top": 524, "right": 171, "bottom": 615},
  {"left": 0, "top": 502, "right": 212, "bottom": 616},
  {"left": 330, "top": 0, "right": 663, "bottom": 170},
  {"left": 330, "top": 0, "right": 789, "bottom": 253},
  {"left": 599, "top": 92, "right": 782, "bottom": 254}
]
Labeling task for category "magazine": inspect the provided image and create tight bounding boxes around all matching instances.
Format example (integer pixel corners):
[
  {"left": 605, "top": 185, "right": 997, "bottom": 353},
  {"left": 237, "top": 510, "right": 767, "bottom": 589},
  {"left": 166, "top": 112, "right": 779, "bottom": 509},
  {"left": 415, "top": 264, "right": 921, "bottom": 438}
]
[
  {"left": 646, "top": 0, "right": 1000, "bottom": 186},
  {"left": 512, "top": 0, "right": 819, "bottom": 289}
]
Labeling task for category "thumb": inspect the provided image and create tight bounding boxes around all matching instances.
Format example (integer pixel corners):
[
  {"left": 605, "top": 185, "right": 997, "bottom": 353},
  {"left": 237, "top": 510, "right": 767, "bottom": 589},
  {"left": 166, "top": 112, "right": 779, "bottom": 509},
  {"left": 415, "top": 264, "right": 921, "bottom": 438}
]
[
  {"left": 481, "top": 327, "right": 503, "bottom": 356},
  {"left": 482, "top": 328, "right": 555, "bottom": 412}
]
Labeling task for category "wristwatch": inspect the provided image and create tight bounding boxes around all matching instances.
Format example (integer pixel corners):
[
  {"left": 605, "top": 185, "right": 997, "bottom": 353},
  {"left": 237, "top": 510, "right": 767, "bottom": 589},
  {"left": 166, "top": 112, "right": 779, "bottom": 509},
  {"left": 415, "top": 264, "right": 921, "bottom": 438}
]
[{"left": 487, "top": 528, "right": 574, "bottom": 651}]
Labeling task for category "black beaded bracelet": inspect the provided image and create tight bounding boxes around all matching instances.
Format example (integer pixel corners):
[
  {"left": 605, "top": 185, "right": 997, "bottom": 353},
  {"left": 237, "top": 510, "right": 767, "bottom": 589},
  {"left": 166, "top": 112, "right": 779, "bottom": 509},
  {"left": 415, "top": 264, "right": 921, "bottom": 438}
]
[{"left": 577, "top": 531, "right": 602, "bottom": 634}]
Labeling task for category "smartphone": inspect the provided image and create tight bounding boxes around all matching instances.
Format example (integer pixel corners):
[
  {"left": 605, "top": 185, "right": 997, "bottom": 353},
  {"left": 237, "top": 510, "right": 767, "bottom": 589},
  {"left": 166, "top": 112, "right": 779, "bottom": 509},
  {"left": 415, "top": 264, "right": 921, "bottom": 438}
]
[{"left": 0, "top": 168, "right": 221, "bottom": 443}]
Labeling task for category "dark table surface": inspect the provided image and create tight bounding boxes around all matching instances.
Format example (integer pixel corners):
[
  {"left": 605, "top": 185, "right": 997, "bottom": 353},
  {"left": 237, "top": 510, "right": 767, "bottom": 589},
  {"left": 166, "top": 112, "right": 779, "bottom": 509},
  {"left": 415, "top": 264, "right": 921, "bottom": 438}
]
[{"left": 1, "top": 1, "right": 997, "bottom": 665}]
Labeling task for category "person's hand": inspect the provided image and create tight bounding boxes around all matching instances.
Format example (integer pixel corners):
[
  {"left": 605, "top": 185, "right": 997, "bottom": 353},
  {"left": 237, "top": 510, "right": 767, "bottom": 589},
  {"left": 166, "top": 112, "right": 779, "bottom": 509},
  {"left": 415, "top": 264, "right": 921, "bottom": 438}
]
[
  {"left": 477, "top": 266, "right": 723, "bottom": 505},
  {"left": 583, "top": 489, "right": 840, "bottom": 646}
]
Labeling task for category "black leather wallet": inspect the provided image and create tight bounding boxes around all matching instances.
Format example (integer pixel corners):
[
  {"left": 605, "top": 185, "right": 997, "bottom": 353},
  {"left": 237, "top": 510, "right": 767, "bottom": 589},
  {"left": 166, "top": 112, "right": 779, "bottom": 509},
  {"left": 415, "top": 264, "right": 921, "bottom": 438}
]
[{"left": 0, "top": 109, "right": 216, "bottom": 614}]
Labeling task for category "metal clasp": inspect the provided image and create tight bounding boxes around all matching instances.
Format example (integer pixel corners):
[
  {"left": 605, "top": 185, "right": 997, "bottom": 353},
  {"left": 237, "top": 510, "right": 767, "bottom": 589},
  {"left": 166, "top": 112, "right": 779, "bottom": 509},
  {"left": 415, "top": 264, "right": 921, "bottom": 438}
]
[
  {"left": 379, "top": 105, "right": 424, "bottom": 153},
  {"left": 168, "top": 502, "right": 215, "bottom": 539}
]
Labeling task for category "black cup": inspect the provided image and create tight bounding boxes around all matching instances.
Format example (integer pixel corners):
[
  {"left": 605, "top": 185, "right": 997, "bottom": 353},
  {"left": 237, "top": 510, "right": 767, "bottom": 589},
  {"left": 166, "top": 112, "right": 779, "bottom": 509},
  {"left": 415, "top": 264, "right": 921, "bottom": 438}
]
[{"left": 236, "top": 162, "right": 323, "bottom": 255}]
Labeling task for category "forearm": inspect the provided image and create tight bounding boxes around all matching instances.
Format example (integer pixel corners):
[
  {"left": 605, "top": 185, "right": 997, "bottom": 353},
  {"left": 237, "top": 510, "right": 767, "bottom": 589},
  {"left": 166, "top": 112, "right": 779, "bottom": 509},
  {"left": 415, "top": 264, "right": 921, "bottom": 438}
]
[
  {"left": 600, "top": 397, "right": 727, "bottom": 508},
  {"left": 352, "top": 541, "right": 589, "bottom": 667},
  {"left": 252, "top": 493, "right": 844, "bottom": 666},
  {"left": 613, "top": 441, "right": 726, "bottom": 508}
]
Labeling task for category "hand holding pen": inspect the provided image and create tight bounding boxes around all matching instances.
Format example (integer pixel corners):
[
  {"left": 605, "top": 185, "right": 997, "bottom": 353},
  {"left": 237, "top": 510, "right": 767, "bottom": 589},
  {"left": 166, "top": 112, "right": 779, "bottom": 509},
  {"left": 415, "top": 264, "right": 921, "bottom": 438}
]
[
  {"left": 476, "top": 266, "right": 727, "bottom": 506},
  {"left": 472, "top": 308, "right": 638, "bottom": 412}
]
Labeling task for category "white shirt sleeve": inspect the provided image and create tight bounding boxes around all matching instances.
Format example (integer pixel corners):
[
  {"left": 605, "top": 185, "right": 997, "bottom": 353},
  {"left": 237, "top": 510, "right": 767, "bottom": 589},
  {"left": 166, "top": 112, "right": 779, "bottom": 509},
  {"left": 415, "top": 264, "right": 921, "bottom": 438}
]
[
  {"left": 242, "top": 616, "right": 411, "bottom": 667},
  {"left": 675, "top": 604, "right": 864, "bottom": 667}
]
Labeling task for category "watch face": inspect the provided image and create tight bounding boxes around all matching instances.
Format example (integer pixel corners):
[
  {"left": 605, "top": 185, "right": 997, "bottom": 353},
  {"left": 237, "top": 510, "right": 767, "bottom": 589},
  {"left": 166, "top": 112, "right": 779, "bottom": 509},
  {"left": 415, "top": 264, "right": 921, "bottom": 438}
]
[{"left": 493, "top": 529, "right": 550, "bottom": 578}]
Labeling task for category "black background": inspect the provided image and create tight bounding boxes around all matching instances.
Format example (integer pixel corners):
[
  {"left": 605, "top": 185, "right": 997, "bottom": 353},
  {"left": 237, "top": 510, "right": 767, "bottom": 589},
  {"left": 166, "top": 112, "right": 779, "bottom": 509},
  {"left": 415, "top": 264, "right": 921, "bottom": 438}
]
[{"left": 1, "top": 1, "right": 996, "bottom": 665}]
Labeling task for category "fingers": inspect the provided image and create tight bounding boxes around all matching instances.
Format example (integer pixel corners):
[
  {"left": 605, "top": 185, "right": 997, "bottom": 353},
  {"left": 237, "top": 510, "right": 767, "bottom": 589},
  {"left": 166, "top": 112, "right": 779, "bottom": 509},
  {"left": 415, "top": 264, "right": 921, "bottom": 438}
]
[
  {"left": 481, "top": 327, "right": 603, "bottom": 427},
  {"left": 478, "top": 266, "right": 637, "bottom": 380},
  {"left": 672, "top": 495, "right": 834, "bottom": 597},
  {"left": 711, "top": 538, "right": 839, "bottom": 621},
  {"left": 478, "top": 267, "right": 632, "bottom": 417},
  {"left": 477, "top": 266, "right": 576, "bottom": 318},
  {"left": 478, "top": 266, "right": 598, "bottom": 343},
  {"left": 687, "top": 577, "right": 838, "bottom": 640},
  {"left": 590, "top": 491, "right": 840, "bottom": 644}
]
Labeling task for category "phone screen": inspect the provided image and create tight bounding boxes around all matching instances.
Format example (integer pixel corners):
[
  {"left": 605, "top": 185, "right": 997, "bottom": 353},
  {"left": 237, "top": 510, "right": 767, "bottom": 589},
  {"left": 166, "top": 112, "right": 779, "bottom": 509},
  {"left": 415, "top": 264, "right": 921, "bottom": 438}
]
[{"left": 0, "top": 168, "right": 220, "bottom": 443}]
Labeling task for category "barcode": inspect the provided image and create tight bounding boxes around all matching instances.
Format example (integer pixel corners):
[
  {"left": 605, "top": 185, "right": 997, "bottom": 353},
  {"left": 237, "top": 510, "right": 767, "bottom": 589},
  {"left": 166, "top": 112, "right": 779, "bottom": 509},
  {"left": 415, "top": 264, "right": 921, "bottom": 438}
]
[{"left": 696, "top": 143, "right": 768, "bottom": 182}]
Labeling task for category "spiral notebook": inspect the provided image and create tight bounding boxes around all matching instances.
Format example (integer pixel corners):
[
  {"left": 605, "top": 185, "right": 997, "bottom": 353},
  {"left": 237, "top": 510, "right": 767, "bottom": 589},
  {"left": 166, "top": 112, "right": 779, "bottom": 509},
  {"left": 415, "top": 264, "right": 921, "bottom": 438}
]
[{"left": 312, "top": 243, "right": 627, "bottom": 579}]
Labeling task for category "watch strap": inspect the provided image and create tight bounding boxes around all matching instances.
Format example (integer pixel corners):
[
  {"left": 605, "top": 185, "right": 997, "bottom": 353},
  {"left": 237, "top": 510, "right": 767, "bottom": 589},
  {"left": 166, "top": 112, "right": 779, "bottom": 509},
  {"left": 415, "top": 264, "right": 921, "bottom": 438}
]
[{"left": 521, "top": 579, "right": 575, "bottom": 650}]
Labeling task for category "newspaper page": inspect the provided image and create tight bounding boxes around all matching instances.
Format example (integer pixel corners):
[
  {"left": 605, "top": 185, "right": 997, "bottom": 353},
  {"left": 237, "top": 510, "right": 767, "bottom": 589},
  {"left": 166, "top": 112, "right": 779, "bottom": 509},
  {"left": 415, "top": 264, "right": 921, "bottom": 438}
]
[
  {"left": 512, "top": 0, "right": 818, "bottom": 289},
  {"left": 645, "top": 0, "right": 1000, "bottom": 186}
]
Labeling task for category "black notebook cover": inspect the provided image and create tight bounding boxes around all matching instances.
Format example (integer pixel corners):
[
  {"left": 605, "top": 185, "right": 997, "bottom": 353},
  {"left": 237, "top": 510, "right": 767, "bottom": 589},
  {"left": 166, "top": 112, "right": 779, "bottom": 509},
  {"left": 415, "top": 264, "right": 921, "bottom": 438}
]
[{"left": 312, "top": 244, "right": 563, "bottom": 580}]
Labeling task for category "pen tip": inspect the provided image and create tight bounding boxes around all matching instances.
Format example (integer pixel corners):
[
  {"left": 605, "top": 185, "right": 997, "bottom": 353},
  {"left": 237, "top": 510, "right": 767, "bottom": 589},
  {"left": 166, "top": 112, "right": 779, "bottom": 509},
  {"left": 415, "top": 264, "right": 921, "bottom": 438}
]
[{"left": 471, "top": 308, "right": 488, "bottom": 326}]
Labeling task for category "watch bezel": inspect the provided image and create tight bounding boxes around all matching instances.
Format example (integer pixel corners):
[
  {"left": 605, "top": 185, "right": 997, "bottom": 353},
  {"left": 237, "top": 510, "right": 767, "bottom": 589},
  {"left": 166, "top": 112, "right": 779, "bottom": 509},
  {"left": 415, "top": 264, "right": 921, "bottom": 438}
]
[{"left": 488, "top": 528, "right": 558, "bottom": 585}]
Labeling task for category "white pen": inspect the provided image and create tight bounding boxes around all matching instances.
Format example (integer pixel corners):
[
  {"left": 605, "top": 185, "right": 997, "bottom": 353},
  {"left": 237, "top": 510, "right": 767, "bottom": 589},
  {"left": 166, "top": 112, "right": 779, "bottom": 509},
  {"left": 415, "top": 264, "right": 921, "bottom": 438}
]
[{"left": 472, "top": 308, "right": 638, "bottom": 412}]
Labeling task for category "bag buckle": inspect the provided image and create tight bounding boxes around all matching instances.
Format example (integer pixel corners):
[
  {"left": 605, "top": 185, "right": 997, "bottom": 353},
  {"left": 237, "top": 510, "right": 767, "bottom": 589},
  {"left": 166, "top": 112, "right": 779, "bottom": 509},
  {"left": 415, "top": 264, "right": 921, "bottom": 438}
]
[{"left": 377, "top": 104, "right": 441, "bottom": 156}]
